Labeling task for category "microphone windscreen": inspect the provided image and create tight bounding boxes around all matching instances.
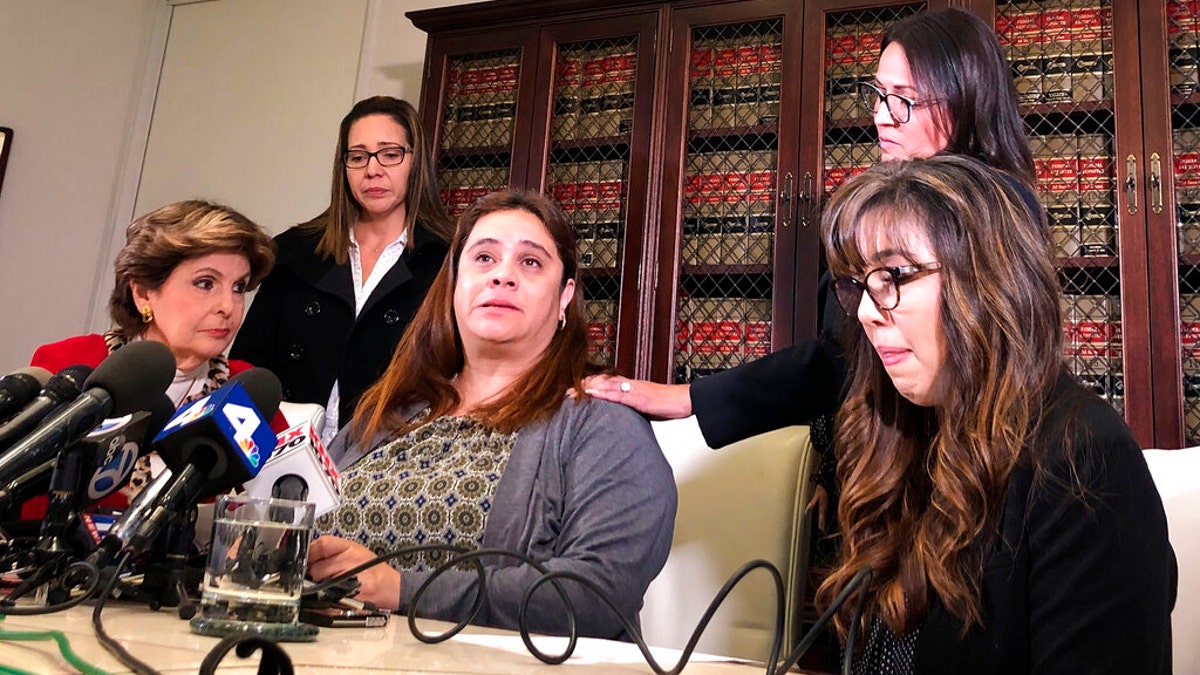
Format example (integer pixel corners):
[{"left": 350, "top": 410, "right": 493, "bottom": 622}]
[
  {"left": 85, "top": 341, "right": 176, "bottom": 416},
  {"left": 143, "top": 393, "right": 177, "bottom": 439},
  {"left": 14, "top": 366, "right": 52, "bottom": 388},
  {"left": 42, "top": 365, "right": 93, "bottom": 402},
  {"left": 0, "top": 368, "right": 52, "bottom": 417},
  {"left": 230, "top": 368, "right": 283, "bottom": 421}
]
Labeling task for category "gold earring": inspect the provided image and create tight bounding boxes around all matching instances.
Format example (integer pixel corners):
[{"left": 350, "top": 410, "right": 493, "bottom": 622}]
[
  {"left": 558, "top": 314, "right": 566, "bottom": 331},
  {"left": 141, "top": 305, "right": 154, "bottom": 324}
]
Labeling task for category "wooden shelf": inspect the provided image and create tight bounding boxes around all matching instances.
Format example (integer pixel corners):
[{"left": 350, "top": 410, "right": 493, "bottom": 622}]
[
  {"left": 1020, "top": 99, "right": 1113, "bottom": 117},
  {"left": 550, "top": 137, "right": 631, "bottom": 152},
  {"left": 682, "top": 263, "right": 772, "bottom": 276},
  {"left": 1056, "top": 255, "right": 1119, "bottom": 269},
  {"left": 687, "top": 124, "right": 779, "bottom": 141}
]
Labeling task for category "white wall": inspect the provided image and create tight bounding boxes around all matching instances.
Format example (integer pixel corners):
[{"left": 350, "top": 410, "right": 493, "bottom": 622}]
[
  {"left": 357, "top": 0, "right": 479, "bottom": 102},
  {"left": 0, "top": 0, "right": 162, "bottom": 370},
  {"left": 0, "top": 0, "right": 479, "bottom": 372}
]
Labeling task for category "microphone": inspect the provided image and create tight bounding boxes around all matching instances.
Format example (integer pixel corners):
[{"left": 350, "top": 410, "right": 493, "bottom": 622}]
[
  {"left": 0, "top": 367, "right": 51, "bottom": 421},
  {"left": 243, "top": 419, "right": 341, "bottom": 516},
  {"left": 0, "top": 365, "right": 93, "bottom": 453},
  {"left": 76, "top": 395, "right": 176, "bottom": 508},
  {"left": 36, "top": 395, "right": 177, "bottom": 553},
  {"left": 0, "top": 341, "right": 175, "bottom": 488},
  {"left": 0, "top": 396, "right": 174, "bottom": 513},
  {"left": 91, "top": 368, "right": 282, "bottom": 563}
]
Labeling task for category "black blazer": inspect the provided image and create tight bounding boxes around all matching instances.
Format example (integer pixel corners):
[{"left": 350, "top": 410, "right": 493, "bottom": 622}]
[
  {"left": 231, "top": 223, "right": 449, "bottom": 428},
  {"left": 914, "top": 374, "right": 1175, "bottom": 674}
]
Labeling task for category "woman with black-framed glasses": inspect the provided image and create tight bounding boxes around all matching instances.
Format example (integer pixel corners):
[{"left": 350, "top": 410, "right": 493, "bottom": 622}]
[
  {"left": 232, "top": 97, "right": 454, "bottom": 442},
  {"left": 818, "top": 154, "right": 1173, "bottom": 674}
]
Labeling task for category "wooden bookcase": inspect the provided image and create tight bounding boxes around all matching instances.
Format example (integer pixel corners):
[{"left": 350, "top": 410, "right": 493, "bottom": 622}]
[{"left": 409, "top": 0, "right": 1200, "bottom": 449}]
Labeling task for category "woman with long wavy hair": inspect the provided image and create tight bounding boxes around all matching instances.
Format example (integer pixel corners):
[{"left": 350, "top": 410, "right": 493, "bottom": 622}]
[{"left": 816, "top": 155, "right": 1174, "bottom": 674}]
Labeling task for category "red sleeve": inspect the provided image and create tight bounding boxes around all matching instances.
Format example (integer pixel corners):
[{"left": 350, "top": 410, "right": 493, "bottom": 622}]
[
  {"left": 30, "top": 334, "right": 110, "bottom": 373},
  {"left": 229, "top": 358, "right": 289, "bottom": 434}
]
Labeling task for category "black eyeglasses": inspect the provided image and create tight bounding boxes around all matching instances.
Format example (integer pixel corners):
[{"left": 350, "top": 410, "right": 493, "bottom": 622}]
[
  {"left": 832, "top": 262, "right": 942, "bottom": 313},
  {"left": 855, "top": 81, "right": 938, "bottom": 124},
  {"left": 343, "top": 146, "right": 412, "bottom": 169}
]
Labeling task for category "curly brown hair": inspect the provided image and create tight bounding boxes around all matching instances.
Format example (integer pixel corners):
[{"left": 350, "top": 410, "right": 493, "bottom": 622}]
[{"left": 108, "top": 200, "right": 276, "bottom": 336}]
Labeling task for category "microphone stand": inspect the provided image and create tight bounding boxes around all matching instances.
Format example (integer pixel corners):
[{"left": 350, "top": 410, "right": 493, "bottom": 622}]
[
  {"left": 138, "top": 504, "right": 200, "bottom": 619},
  {"left": 1, "top": 446, "right": 85, "bottom": 606}
]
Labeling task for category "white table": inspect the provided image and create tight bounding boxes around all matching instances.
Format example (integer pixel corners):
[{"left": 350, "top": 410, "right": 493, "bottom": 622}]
[{"left": 0, "top": 603, "right": 778, "bottom": 674}]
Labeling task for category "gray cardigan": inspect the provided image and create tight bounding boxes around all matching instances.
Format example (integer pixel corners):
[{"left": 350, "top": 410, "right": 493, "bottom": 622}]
[{"left": 326, "top": 397, "right": 677, "bottom": 639}]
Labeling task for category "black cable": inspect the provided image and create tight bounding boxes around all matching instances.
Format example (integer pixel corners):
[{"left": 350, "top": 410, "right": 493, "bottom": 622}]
[
  {"left": 406, "top": 547, "right": 578, "bottom": 663},
  {"left": 771, "top": 565, "right": 873, "bottom": 675},
  {"left": 0, "top": 560, "right": 101, "bottom": 615},
  {"left": 515, "top": 560, "right": 783, "bottom": 674},
  {"left": 199, "top": 636, "right": 295, "bottom": 675},
  {"left": 29, "top": 538, "right": 870, "bottom": 675},
  {"left": 91, "top": 551, "right": 161, "bottom": 675}
]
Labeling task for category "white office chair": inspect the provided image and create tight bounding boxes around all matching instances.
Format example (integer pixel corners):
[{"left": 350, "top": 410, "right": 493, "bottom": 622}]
[
  {"left": 641, "top": 417, "right": 818, "bottom": 662},
  {"left": 1144, "top": 447, "right": 1200, "bottom": 675}
]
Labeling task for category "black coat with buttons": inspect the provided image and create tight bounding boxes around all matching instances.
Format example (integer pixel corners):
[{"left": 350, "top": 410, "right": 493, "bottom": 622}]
[{"left": 230, "top": 223, "right": 449, "bottom": 429}]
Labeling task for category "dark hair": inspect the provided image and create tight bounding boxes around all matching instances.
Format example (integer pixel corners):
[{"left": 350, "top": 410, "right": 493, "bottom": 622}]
[
  {"left": 816, "top": 156, "right": 1061, "bottom": 638},
  {"left": 353, "top": 188, "right": 596, "bottom": 442},
  {"left": 882, "top": 8, "right": 1035, "bottom": 186},
  {"left": 305, "top": 96, "right": 454, "bottom": 263},
  {"left": 109, "top": 200, "right": 276, "bottom": 336}
]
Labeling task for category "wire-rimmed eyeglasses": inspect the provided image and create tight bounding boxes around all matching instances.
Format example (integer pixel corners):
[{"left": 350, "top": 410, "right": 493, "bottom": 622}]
[
  {"left": 855, "top": 81, "right": 938, "bottom": 124},
  {"left": 832, "top": 262, "right": 943, "bottom": 313},
  {"left": 343, "top": 146, "right": 412, "bottom": 169}
]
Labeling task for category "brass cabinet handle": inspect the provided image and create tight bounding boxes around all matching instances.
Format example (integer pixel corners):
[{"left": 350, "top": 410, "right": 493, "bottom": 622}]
[
  {"left": 780, "top": 171, "right": 794, "bottom": 228},
  {"left": 1150, "top": 152, "right": 1163, "bottom": 214},
  {"left": 796, "top": 172, "right": 811, "bottom": 228},
  {"left": 1125, "top": 154, "right": 1138, "bottom": 215}
]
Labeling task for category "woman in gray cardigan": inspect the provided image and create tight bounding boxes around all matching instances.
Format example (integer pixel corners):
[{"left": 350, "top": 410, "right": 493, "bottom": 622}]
[{"left": 307, "top": 189, "right": 676, "bottom": 640}]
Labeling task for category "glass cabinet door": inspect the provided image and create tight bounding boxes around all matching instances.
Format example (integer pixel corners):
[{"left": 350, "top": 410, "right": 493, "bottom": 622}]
[
  {"left": 545, "top": 34, "right": 640, "bottom": 369},
  {"left": 437, "top": 47, "right": 525, "bottom": 218},
  {"left": 995, "top": 0, "right": 1126, "bottom": 422},
  {"left": 656, "top": 0, "right": 803, "bottom": 385},
  {"left": 1163, "top": 0, "right": 1200, "bottom": 446}
]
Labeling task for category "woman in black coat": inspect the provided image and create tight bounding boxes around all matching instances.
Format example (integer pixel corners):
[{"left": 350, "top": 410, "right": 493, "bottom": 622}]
[
  {"left": 232, "top": 97, "right": 453, "bottom": 439},
  {"left": 818, "top": 155, "right": 1174, "bottom": 674}
]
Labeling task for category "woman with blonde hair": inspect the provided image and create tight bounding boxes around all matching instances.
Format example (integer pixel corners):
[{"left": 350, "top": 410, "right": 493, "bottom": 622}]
[{"left": 816, "top": 155, "right": 1174, "bottom": 673}]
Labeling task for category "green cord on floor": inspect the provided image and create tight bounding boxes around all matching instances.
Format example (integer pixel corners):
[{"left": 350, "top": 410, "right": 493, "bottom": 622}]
[{"left": 0, "top": 615, "right": 111, "bottom": 675}]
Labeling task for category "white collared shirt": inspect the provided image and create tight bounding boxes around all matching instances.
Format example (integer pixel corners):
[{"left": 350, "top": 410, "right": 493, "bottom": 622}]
[{"left": 322, "top": 227, "right": 409, "bottom": 445}]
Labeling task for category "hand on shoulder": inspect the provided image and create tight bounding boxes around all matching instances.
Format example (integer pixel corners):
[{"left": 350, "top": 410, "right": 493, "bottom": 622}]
[{"left": 580, "top": 374, "right": 693, "bottom": 420}]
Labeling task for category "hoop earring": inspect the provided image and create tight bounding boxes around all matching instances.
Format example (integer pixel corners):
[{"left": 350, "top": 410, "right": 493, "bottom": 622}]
[
  {"left": 558, "top": 314, "right": 566, "bottom": 331},
  {"left": 141, "top": 305, "right": 154, "bottom": 324}
]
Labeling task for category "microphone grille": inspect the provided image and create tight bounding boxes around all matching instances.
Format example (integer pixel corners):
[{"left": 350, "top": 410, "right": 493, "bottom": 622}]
[{"left": 230, "top": 368, "right": 283, "bottom": 421}]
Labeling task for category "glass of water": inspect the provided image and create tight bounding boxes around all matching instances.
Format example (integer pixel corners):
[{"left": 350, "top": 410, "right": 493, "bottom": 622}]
[{"left": 189, "top": 494, "right": 317, "bottom": 641}]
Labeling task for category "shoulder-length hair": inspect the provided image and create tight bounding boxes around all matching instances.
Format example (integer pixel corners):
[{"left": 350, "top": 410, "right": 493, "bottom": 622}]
[
  {"left": 882, "top": 8, "right": 1036, "bottom": 186},
  {"left": 109, "top": 200, "right": 276, "bottom": 336},
  {"left": 352, "top": 188, "right": 595, "bottom": 442},
  {"left": 815, "top": 155, "right": 1062, "bottom": 638},
  {"left": 305, "top": 96, "right": 454, "bottom": 263}
]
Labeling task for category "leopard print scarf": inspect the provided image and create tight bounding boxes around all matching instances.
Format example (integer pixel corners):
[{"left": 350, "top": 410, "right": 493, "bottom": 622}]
[{"left": 103, "top": 329, "right": 232, "bottom": 498}]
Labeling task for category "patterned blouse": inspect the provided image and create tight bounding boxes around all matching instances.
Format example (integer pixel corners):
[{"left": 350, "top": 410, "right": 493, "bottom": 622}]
[
  {"left": 850, "top": 615, "right": 922, "bottom": 675},
  {"left": 316, "top": 411, "right": 517, "bottom": 573}
]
